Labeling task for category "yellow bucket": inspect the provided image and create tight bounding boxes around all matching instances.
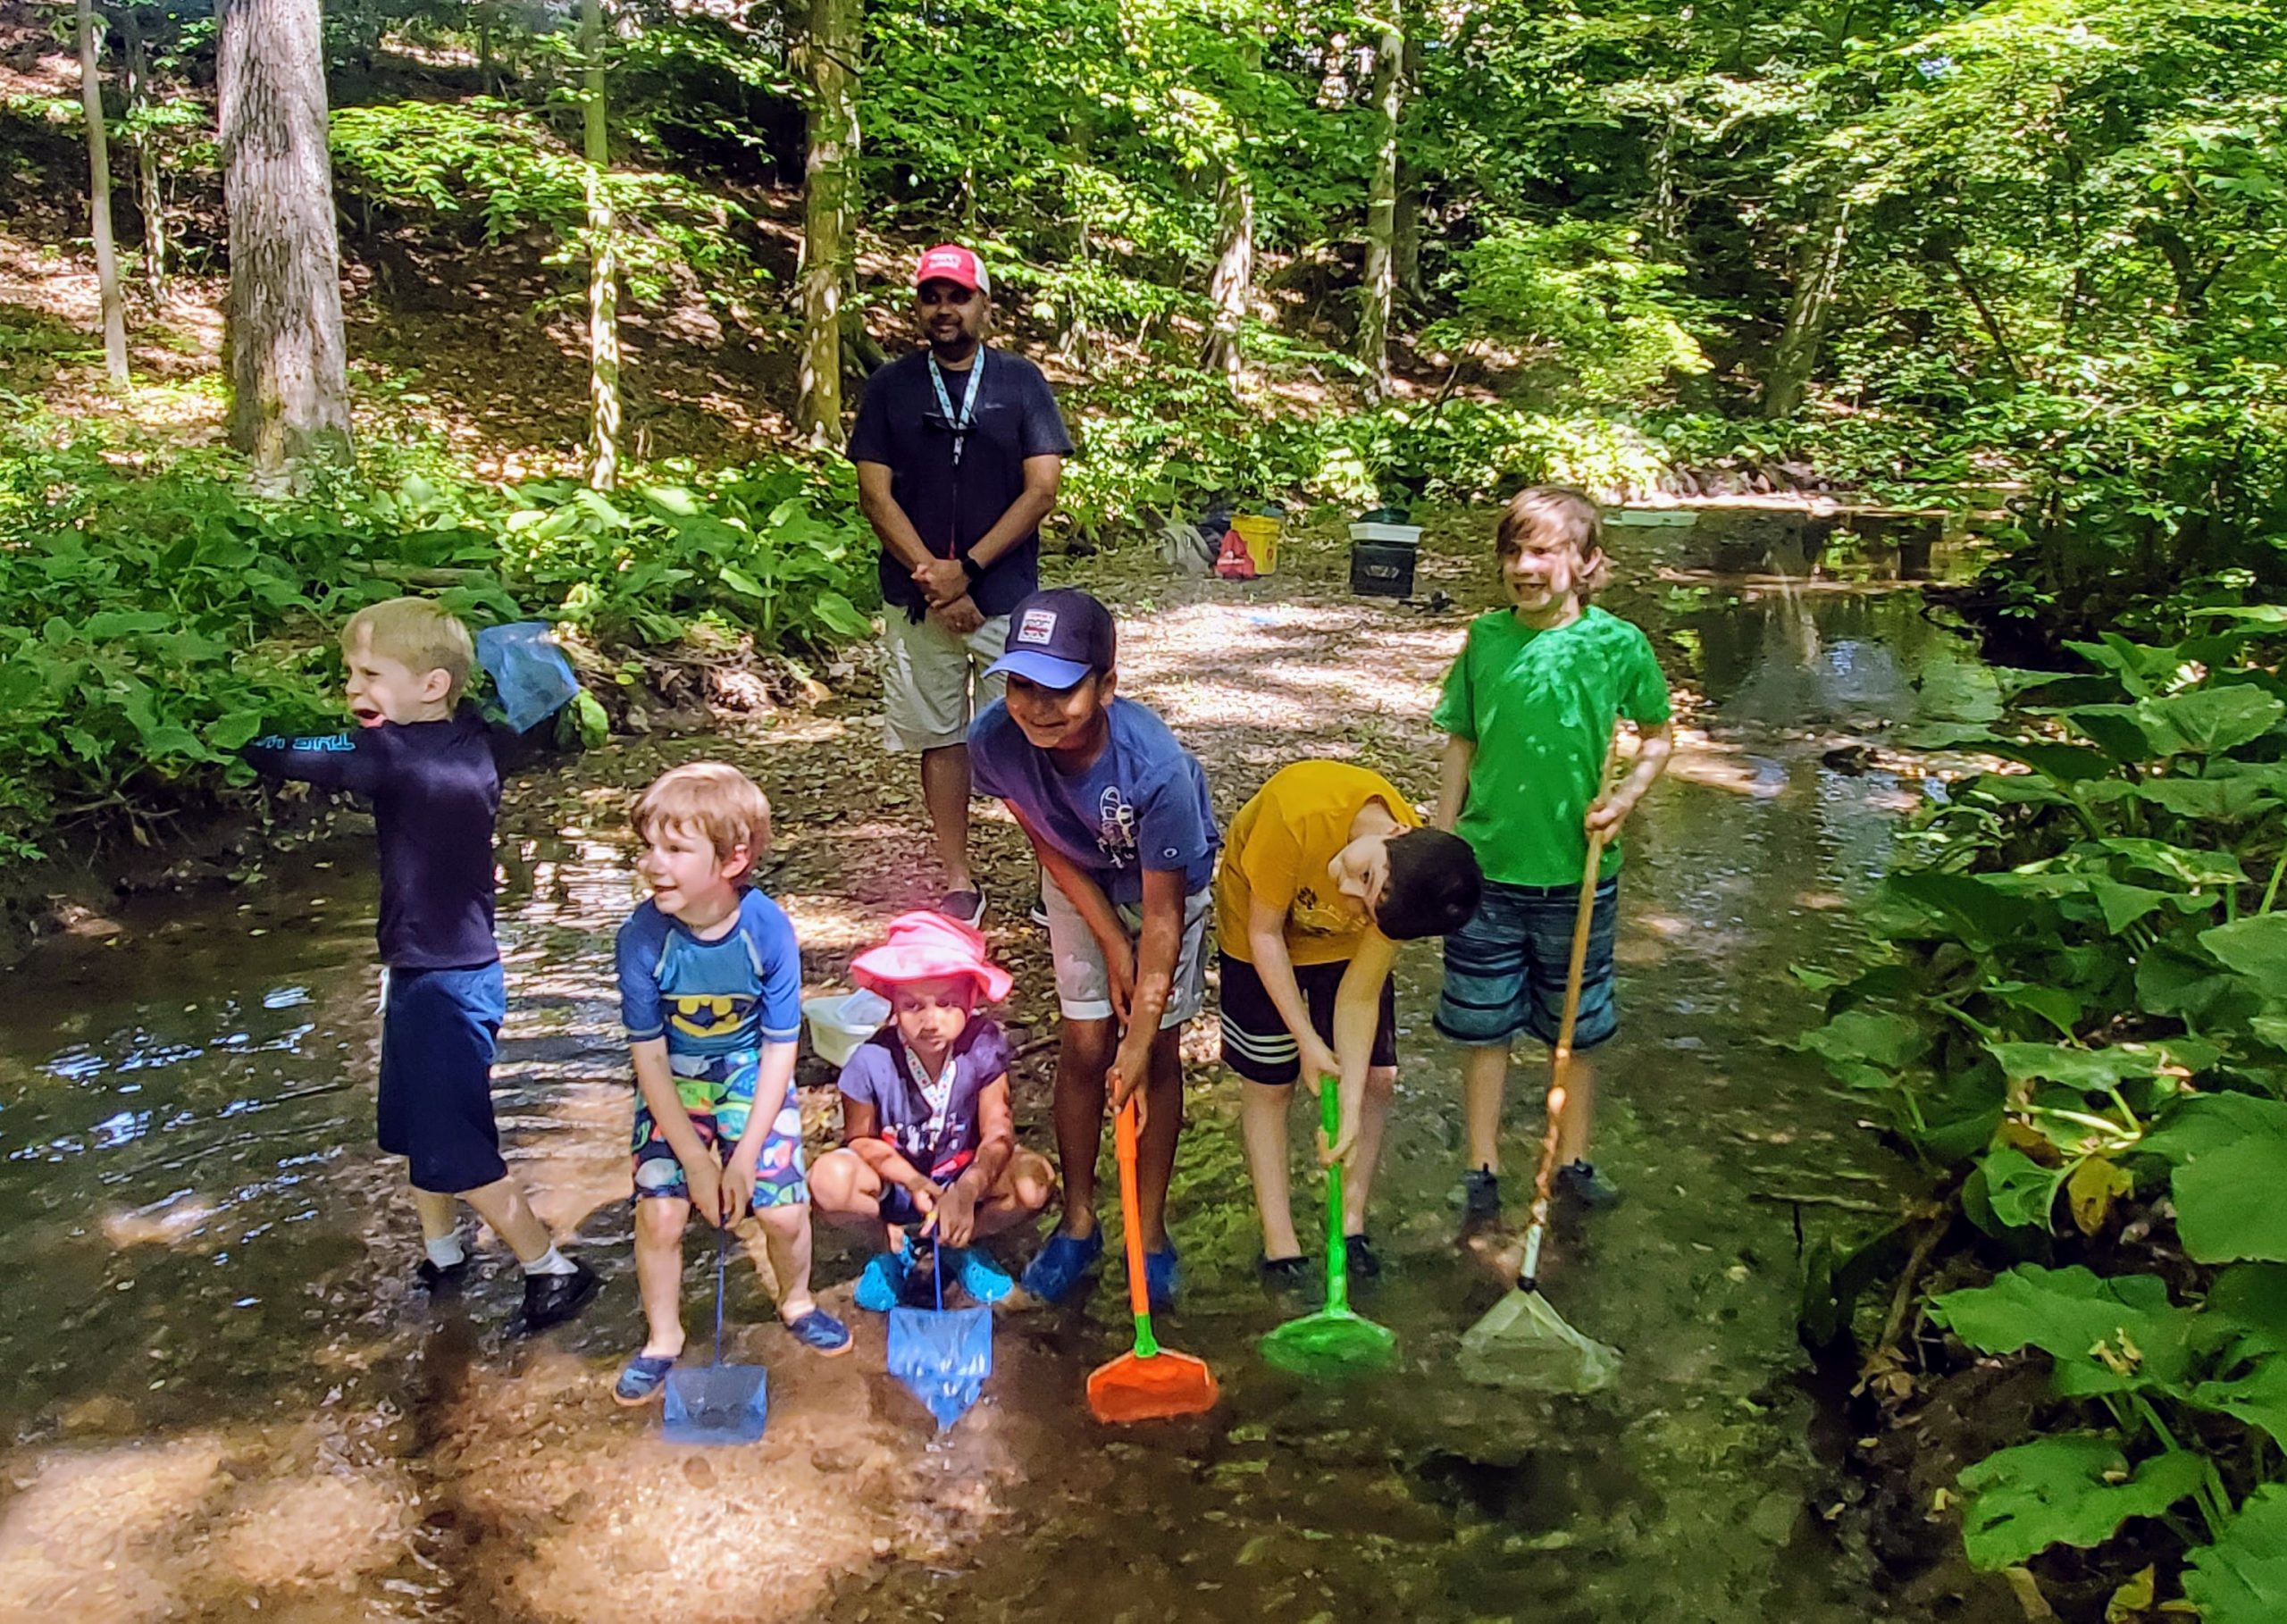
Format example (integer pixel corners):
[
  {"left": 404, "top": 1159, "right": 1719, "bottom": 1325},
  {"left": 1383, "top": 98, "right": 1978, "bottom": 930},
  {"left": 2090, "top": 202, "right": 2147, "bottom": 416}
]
[{"left": 1230, "top": 514, "right": 1281, "bottom": 575}]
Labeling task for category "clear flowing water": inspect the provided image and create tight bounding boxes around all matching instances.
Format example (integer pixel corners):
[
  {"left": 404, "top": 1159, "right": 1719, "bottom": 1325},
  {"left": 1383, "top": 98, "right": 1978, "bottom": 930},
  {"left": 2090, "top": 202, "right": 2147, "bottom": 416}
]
[{"left": 0, "top": 508, "right": 2009, "bottom": 1622}]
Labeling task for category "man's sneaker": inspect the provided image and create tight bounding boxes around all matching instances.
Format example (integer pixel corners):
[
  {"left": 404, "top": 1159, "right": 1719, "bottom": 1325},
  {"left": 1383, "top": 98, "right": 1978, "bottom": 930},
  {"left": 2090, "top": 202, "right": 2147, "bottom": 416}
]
[
  {"left": 853, "top": 1247, "right": 912, "bottom": 1313},
  {"left": 612, "top": 1352, "right": 675, "bottom": 1406},
  {"left": 1144, "top": 1245, "right": 1181, "bottom": 1310},
  {"left": 1342, "top": 1232, "right": 1383, "bottom": 1281},
  {"left": 1028, "top": 897, "right": 1051, "bottom": 927},
  {"left": 949, "top": 1247, "right": 1014, "bottom": 1304},
  {"left": 940, "top": 890, "right": 986, "bottom": 928},
  {"left": 519, "top": 1259, "right": 601, "bottom": 1333},
  {"left": 785, "top": 1307, "right": 853, "bottom": 1355},
  {"left": 1555, "top": 1159, "right": 1625, "bottom": 1210},
  {"left": 1462, "top": 1168, "right": 1503, "bottom": 1228},
  {"left": 415, "top": 1256, "right": 470, "bottom": 1294},
  {"left": 1018, "top": 1229, "right": 1103, "bottom": 1304}
]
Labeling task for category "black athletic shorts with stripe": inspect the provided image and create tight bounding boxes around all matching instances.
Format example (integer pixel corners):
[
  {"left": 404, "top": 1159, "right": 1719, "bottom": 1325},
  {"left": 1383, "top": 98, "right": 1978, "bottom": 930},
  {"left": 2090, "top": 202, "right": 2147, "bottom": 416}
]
[{"left": 1217, "top": 951, "right": 1398, "bottom": 1086}]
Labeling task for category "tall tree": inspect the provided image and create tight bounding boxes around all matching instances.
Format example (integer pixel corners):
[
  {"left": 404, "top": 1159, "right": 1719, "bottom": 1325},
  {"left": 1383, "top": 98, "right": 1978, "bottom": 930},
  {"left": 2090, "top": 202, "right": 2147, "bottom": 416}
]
[
  {"left": 117, "top": 5, "right": 166, "bottom": 303},
  {"left": 581, "top": 0, "right": 622, "bottom": 490},
  {"left": 216, "top": 0, "right": 349, "bottom": 475},
  {"left": 76, "top": 0, "right": 127, "bottom": 382},
  {"left": 1358, "top": 0, "right": 1403, "bottom": 397},
  {"left": 1762, "top": 200, "right": 1848, "bottom": 419},
  {"left": 1201, "top": 163, "right": 1255, "bottom": 383},
  {"left": 794, "top": 0, "right": 859, "bottom": 448}
]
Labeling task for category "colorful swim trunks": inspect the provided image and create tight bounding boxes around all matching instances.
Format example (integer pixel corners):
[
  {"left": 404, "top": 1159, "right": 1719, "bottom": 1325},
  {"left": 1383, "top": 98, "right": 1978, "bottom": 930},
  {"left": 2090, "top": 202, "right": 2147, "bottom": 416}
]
[{"left": 631, "top": 1048, "right": 808, "bottom": 1210}]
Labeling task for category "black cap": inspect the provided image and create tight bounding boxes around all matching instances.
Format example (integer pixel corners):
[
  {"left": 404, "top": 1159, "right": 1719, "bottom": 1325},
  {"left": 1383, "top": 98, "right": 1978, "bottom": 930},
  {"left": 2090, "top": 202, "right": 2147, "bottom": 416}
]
[{"left": 986, "top": 589, "right": 1117, "bottom": 688}]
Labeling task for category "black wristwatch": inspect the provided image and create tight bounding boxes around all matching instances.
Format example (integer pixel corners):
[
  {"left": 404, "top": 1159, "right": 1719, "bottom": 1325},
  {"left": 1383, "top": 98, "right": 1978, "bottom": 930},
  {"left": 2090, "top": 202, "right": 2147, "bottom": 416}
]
[{"left": 959, "top": 554, "right": 986, "bottom": 584}]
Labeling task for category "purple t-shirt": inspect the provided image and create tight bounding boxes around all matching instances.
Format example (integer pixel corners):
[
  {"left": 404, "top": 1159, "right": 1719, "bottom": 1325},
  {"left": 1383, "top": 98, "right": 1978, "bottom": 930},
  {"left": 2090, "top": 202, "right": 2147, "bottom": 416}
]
[{"left": 834, "top": 1015, "right": 1012, "bottom": 1176}]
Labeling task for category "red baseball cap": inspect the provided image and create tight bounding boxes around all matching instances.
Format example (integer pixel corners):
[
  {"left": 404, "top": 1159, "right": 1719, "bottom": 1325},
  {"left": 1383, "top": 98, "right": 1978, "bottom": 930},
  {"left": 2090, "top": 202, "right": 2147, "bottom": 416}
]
[{"left": 914, "top": 244, "right": 990, "bottom": 297}]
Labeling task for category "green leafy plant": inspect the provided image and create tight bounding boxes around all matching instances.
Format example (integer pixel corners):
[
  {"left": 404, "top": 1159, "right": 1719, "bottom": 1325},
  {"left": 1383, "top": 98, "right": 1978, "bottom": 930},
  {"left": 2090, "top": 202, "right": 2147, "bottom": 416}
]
[{"left": 1795, "top": 612, "right": 2287, "bottom": 1603}]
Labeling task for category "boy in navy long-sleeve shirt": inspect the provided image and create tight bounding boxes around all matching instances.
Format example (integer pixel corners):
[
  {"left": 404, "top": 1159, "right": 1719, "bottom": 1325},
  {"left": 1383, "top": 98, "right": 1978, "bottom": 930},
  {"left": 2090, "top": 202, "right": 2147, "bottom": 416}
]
[{"left": 244, "top": 597, "right": 599, "bottom": 1331}]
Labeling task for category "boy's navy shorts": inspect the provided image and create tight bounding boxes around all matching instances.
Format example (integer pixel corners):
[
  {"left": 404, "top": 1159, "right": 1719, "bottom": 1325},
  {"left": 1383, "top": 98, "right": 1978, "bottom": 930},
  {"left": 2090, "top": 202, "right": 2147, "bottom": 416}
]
[
  {"left": 1218, "top": 952, "right": 1397, "bottom": 1086},
  {"left": 1435, "top": 876, "right": 1621, "bottom": 1051},
  {"left": 378, "top": 961, "right": 509, "bottom": 1194}
]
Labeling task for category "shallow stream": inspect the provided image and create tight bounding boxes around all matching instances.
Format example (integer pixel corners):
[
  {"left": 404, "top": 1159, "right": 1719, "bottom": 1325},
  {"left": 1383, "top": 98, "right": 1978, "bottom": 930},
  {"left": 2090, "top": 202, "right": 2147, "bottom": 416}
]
[{"left": 0, "top": 506, "right": 2014, "bottom": 1621}]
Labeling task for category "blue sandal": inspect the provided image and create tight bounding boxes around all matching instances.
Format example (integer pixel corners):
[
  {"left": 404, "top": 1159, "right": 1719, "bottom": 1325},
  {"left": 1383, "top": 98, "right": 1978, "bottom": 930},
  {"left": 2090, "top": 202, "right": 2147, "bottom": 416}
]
[
  {"left": 1018, "top": 1229, "right": 1103, "bottom": 1304},
  {"left": 853, "top": 1247, "right": 913, "bottom": 1313},
  {"left": 613, "top": 1352, "right": 675, "bottom": 1406},
  {"left": 785, "top": 1307, "right": 852, "bottom": 1356},
  {"left": 948, "top": 1246, "right": 1013, "bottom": 1304}
]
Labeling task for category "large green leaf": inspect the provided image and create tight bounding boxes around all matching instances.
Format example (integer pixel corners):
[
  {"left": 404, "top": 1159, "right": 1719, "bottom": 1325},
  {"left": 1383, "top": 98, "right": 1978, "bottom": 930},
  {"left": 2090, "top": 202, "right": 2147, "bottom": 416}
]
[
  {"left": 2135, "top": 777, "right": 2278, "bottom": 822},
  {"left": 2140, "top": 688, "right": 2285, "bottom": 757},
  {"left": 2186, "top": 1357, "right": 2287, "bottom": 1451},
  {"left": 2209, "top": 1264, "right": 2287, "bottom": 1357},
  {"left": 2201, "top": 916, "right": 2287, "bottom": 986},
  {"left": 1928, "top": 1265, "right": 2197, "bottom": 1393},
  {"left": 2089, "top": 838, "right": 2246, "bottom": 888},
  {"left": 1956, "top": 1436, "right": 2207, "bottom": 1570},
  {"left": 1885, "top": 871, "right": 2034, "bottom": 947},
  {"left": 1984, "top": 1042, "right": 2159, "bottom": 1092},
  {"left": 2182, "top": 1486, "right": 2287, "bottom": 1624},
  {"left": 2144, "top": 1096, "right": 2287, "bottom": 1263}
]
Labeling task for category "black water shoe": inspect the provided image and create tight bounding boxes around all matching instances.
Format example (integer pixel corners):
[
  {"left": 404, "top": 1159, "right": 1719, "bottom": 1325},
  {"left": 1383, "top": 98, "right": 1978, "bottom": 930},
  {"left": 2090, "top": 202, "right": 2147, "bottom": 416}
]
[
  {"left": 415, "top": 1257, "right": 469, "bottom": 1294},
  {"left": 1555, "top": 1159, "right": 1625, "bottom": 1210},
  {"left": 519, "top": 1259, "right": 601, "bottom": 1333},
  {"left": 1462, "top": 1167, "right": 1502, "bottom": 1229},
  {"left": 1343, "top": 1232, "right": 1383, "bottom": 1281}
]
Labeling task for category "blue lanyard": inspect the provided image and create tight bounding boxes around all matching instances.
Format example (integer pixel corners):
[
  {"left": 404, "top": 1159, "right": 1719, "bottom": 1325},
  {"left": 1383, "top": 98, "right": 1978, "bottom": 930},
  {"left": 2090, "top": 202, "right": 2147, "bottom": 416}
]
[{"left": 926, "top": 347, "right": 984, "bottom": 470}]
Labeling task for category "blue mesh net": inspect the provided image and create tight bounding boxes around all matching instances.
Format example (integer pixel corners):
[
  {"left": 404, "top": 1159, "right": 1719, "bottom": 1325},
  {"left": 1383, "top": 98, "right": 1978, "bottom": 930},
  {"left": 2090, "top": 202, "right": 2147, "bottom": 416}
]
[{"left": 475, "top": 622, "right": 582, "bottom": 733}]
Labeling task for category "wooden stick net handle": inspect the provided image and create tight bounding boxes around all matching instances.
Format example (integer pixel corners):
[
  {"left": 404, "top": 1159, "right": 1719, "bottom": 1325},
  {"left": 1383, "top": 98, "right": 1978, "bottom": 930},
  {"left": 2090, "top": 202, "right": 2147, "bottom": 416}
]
[{"left": 1521, "top": 734, "right": 1621, "bottom": 1291}]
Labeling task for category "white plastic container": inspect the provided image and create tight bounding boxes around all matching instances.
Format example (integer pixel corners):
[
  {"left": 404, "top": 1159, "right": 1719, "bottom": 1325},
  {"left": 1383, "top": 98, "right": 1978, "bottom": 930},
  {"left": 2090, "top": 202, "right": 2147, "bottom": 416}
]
[
  {"left": 802, "top": 989, "right": 891, "bottom": 1067},
  {"left": 1347, "top": 521, "right": 1425, "bottom": 546}
]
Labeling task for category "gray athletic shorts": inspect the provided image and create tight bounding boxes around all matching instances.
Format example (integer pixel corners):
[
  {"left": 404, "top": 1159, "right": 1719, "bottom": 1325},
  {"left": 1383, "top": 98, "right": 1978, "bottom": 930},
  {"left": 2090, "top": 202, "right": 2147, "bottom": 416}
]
[{"left": 1042, "top": 879, "right": 1211, "bottom": 1027}]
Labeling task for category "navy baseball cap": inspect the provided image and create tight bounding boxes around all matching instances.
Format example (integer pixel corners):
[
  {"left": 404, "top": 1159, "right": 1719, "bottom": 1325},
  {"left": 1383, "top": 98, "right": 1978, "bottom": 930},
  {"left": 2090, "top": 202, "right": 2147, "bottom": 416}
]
[{"left": 986, "top": 589, "right": 1117, "bottom": 690}]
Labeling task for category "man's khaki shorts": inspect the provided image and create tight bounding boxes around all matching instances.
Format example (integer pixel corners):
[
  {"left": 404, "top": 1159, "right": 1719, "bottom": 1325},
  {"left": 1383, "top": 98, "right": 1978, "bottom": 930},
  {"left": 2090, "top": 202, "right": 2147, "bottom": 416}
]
[{"left": 882, "top": 608, "right": 1011, "bottom": 752}]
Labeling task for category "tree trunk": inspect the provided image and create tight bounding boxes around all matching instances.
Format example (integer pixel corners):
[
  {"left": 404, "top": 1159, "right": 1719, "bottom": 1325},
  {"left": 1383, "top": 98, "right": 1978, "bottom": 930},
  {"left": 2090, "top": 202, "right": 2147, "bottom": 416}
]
[
  {"left": 118, "top": 6, "right": 166, "bottom": 302},
  {"left": 217, "top": 0, "right": 350, "bottom": 475},
  {"left": 1358, "top": 3, "right": 1403, "bottom": 398},
  {"left": 475, "top": 0, "right": 495, "bottom": 96},
  {"left": 77, "top": 0, "right": 127, "bottom": 382},
  {"left": 793, "top": 0, "right": 858, "bottom": 448},
  {"left": 1391, "top": 28, "right": 1424, "bottom": 304},
  {"left": 1762, "top": 199, "right": 1848, "bottom": 421},
  {"left": 582, "top": 0, "right": 621, "bottom": 490},
  {"left": 1200, "top": 163, "right": 1255, "bottom": 385}
]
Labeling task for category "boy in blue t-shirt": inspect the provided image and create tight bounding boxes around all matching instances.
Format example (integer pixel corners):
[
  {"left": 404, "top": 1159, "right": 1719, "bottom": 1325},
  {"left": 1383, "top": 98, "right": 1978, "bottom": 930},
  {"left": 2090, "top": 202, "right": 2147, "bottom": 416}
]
[
  {"left": 243, "top": 597, "right": 599, "bottom": 1333},
  {"left": 610, "top": 763, "right": 851, "bottom": 1407},
  {"left": 967, "top": 588, "right": 1219, "bottom": 1307}
]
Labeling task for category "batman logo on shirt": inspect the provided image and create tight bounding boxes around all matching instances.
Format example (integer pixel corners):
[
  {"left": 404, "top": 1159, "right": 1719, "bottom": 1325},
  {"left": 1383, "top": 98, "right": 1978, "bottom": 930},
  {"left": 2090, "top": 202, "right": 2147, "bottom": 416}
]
[{"left": 669, "top": 993, "right": 757, "bottom": 1039}]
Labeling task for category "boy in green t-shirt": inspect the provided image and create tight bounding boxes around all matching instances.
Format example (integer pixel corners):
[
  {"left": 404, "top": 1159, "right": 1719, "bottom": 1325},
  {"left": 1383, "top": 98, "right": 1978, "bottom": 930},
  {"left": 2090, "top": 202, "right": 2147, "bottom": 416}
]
[{"left": 1432, "top": 486, "right": 1675, "bottom": 1230}]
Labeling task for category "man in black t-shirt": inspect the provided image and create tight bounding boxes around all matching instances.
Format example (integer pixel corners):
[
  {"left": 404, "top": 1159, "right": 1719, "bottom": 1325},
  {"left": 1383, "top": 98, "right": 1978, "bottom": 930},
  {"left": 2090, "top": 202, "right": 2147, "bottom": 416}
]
[{"left": 849, "top": 244, "right": 1074, "bottom": 926}]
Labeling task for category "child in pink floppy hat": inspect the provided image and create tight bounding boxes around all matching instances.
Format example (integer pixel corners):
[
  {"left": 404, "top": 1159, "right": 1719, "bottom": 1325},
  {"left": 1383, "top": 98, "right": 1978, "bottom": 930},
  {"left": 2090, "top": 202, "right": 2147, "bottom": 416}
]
[{"left": 808, "top": 911, "right": 1057, "bottom": 1309}]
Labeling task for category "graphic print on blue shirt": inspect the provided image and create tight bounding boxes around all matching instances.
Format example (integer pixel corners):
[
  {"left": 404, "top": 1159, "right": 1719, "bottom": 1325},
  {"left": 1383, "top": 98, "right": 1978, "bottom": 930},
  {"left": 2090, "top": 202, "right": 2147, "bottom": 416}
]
[
  {"left": 967, "top": 695, "right": 1219, "bottom": 905},
  {"left": 615, "top": 891, "right": 804, "bottom": 1059}
]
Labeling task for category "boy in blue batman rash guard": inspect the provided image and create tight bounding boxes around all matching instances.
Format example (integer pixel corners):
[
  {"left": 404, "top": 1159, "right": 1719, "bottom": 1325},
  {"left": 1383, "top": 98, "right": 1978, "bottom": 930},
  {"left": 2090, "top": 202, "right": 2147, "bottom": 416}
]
[{"left": 241, "top": 597, "right": 599, "bottom": 1332}]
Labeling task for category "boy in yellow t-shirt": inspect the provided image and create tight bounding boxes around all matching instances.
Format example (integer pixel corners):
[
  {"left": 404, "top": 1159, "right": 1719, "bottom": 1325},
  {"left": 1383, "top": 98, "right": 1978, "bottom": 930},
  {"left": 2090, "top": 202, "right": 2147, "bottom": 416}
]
[{"left": 1216, "top": 760, "right": 1481, "bottom": 1286}]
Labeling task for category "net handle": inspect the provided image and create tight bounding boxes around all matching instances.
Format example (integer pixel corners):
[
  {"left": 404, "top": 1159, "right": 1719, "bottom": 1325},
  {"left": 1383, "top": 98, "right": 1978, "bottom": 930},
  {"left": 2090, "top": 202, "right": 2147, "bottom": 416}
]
[
  {"left": 1115, "top": 1099, "right": 1160, "bottom": 1358},
  {"left": 1520, "top": 732, "right": 1620, "bottom": 1292}
]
